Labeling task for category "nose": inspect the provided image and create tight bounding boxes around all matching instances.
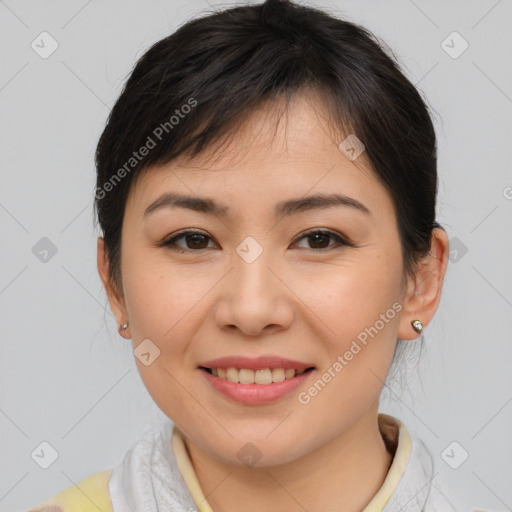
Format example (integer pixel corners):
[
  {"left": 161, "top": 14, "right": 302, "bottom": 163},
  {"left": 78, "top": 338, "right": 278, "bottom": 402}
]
[{"left": 214, "top": 248, "right": 294, "bottom": 337}]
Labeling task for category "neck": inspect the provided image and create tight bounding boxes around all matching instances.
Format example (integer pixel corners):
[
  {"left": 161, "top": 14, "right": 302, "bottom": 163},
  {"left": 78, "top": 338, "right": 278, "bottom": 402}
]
[{"left": 184, "top": 403, "right": 394, "bottom": 512}]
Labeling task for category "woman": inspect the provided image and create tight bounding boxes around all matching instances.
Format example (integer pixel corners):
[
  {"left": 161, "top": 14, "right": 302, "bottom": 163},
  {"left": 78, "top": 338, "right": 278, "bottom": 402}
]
[{"left": 28, "top": 0, "right": 459, "bottom": 510}]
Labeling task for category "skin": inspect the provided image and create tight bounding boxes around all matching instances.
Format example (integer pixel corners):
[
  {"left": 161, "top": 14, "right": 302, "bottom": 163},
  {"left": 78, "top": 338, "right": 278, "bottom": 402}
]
[{"left": 97, "top": 92, "right": 449, "bottom": 512}]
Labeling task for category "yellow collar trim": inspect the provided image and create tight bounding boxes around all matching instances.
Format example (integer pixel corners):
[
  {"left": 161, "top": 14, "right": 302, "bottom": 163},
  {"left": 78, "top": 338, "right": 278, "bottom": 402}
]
[
  {"left": 362, "top": 414, "right": 412, "bottom": 510},
  {"left": 171, "top": 428, "right": 215, "bottom": 512}
]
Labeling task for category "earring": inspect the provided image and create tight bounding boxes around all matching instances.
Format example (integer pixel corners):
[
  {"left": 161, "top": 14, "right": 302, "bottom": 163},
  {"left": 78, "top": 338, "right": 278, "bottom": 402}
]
[
  {"left": 411, "top": 319, "right": 423, "bottom": 334},
  {"left": 119, "top": 322, "right": 129, "bottom": 335}
]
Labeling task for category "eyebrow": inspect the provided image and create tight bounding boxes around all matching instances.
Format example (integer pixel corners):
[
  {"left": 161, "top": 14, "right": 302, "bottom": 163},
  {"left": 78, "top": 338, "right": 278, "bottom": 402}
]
[{"left": 143, "top": 192, "right": 371, "bottom": 219}]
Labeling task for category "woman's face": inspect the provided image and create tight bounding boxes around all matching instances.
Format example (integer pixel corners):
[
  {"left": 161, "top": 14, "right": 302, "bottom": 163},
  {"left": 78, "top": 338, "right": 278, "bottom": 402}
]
[{"left": 100, "top": 96, "right": 420, "bottom": 466}]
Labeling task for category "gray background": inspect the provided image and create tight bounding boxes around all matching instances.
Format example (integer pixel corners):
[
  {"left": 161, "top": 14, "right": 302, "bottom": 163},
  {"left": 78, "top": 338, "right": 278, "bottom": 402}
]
[{"left": 1, "top": 0, "right": 511, "bottom": 511}]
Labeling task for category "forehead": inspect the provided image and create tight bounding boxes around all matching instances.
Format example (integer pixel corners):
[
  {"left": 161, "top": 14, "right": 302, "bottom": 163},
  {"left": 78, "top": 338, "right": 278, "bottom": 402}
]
[{"left": 127, "top": 95, "right": 393, "bottom": 220}]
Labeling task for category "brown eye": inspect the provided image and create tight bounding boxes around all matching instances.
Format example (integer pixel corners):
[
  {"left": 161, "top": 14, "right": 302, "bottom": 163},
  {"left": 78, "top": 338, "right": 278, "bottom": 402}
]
[
  {"left": 183, "top": 233, "right": 209, "bottom": 249},
  {"left": 306, "top": 232, "right": 331, "bottom": 249},
  {"left": 294, "top": 229, "right": 352, "bottom": 250},
  {"left": 162, "top": 230, "right": 215, "bottom": 252}
]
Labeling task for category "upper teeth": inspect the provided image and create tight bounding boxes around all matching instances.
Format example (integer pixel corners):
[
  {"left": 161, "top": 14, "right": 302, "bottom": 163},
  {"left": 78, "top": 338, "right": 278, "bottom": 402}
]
[{"left": 211, "top": 367, "right": 307, "bottom": 384}]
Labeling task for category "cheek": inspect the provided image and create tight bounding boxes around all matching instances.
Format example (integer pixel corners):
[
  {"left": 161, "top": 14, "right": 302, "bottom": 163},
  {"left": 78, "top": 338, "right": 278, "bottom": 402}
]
[
  {"left": 121, "top": 261, "right": 209, "bottom": 422},
  {"left": 295, "top": 258, "right": 402, "bottom": 347},
  {"left": 122, "top": 253, "right": 208, "bottom": 343},
  {"left": 295, "top": 258, "right": 401, "bottom": 410},
  {"left": 296, "top": 269, "right": 399, "bottom": 412}
]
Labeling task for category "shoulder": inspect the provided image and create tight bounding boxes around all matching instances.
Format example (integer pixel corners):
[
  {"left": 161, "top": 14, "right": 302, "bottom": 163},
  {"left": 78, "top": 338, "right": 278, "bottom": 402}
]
[{"left": 27, "top": 469, "right": 113, "bottom": 512}]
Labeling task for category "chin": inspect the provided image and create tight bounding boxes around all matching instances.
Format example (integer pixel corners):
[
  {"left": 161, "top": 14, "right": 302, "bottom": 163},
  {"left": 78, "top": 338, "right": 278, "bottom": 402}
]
[{"left": 210, "top": 434, "right": 308, "bottom": 469}]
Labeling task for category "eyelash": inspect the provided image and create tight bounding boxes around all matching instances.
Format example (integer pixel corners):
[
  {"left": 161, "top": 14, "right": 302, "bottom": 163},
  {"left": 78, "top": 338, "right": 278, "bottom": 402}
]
[{"left": 160, "top": 229, "right": 355, "bottom": 253}]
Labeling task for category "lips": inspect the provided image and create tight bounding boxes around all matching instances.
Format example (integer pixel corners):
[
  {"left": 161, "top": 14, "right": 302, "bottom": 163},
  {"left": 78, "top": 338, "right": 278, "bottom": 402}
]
[{"left": 198, "top": 355, "right": 316, "bottom": 405}]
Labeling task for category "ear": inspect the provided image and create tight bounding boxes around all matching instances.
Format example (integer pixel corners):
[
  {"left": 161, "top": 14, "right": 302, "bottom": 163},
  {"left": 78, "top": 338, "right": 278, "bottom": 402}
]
[
  {"left": 97, "top": 237, "right": 128, "bottom": 332},
  {"left": 397, "top": 228, "right": 450, "bottom": 340}
]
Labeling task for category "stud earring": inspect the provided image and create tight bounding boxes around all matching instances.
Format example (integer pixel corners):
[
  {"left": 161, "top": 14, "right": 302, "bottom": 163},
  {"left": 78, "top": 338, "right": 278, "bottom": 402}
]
[
  {"left": 411, "top": 319, "right": 423, "bottom": 334},
  {"left": 119, "top": 322, "right": 129, "bottom": 335}
]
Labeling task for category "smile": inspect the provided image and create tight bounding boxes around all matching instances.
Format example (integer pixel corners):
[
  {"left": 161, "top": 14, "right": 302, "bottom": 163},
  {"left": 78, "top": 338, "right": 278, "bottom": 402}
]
[
  {"left": 199, "top": 365, "right": 315, "bottom": 405},
  {"left": 201, "top": 366, "right": 311, "bottom": 384}
]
